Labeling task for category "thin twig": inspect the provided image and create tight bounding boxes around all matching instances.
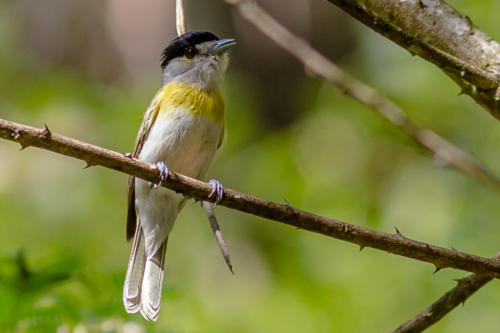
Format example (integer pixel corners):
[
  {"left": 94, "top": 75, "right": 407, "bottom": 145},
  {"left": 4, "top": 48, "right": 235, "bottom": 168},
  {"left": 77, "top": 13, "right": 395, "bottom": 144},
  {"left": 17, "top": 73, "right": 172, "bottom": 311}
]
[
  {"left": 175, "top": 0, "right": 233, "bottom": 271},
  {"left": 2, "top": 117, "right": 500, "bottom": 278},
  {"left": 393, "top": 251, "right": 500, "bottom": 333},
  {"left": 225, "top": 0, "right": 500, "bottom": 192},
  {"left": 202, "top": 201, "right": 234, "bottom": 274},
  {"left": 176, "top": 0, "right": 186, "bottom": 36}
]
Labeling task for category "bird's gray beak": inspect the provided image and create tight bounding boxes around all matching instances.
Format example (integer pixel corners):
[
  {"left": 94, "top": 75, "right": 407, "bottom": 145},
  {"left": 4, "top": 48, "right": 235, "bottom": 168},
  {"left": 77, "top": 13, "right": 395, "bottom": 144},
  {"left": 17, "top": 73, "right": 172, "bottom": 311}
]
[{"left": 212, "top": 38, "right": 236, "bottom": 55}]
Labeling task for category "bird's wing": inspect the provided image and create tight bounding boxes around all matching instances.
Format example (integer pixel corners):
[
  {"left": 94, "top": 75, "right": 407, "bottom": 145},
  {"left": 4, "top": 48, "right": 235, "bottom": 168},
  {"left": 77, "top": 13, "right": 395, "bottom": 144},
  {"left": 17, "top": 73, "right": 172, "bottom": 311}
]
[
  {"left": 217, "top": 124, "right": 225, "bottom": 149},
  {"left": 126, "top": 89, "right": 163, "bottom": 241}
]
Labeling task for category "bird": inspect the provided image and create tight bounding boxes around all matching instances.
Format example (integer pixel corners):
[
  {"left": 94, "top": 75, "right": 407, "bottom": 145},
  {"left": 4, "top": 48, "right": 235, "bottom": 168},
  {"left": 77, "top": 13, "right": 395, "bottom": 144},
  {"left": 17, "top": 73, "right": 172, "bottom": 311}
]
[{"left": 123, "top": 31, "right": 235, "bottom": 321}]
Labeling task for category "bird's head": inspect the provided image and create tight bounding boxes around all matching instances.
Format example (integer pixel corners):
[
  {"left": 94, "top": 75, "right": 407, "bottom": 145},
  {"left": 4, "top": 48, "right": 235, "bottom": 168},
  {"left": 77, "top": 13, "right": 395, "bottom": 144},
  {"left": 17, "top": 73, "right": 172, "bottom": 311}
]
[{"left": 160, "top": 31, "right": 236, "bottom": 89}]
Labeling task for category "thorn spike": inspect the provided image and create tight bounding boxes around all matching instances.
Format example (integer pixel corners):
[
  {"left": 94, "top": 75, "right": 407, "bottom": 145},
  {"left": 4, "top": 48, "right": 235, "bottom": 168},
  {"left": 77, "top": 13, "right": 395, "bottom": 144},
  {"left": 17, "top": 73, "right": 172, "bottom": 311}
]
[
  {"left": 394, "top": 227, "right": 405, "bottom": 238},
  {"left": 40, "top": 123, "right": 51, "bottom": 138}
]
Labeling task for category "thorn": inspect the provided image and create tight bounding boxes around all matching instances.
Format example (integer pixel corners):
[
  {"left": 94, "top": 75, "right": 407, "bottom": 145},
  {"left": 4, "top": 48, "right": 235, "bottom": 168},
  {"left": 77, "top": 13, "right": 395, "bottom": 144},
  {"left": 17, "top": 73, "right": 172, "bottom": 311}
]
[
  {"left": 19, "top": 143, "right": 29, "bottom": 151},
  {"left": 359, "top": 245, "right": 365, "bottom": 252},
  {"left": 494, "top": 86, "right": 500, "bottom": 102},
  {"left": 303, "top": 65, "right": 316, "bottom": 77},
  {"left": 394, "top": 227, "right": 405, "bottom": 238},
  {"left": 84, "top": 161, "right": 95, "bottom": 169},
  {"left": 124, "top": 152, "right": 132, "bottom": 158},
  {"left": 433, "top": 265, "right": 442, "bottom": 274},
  {"left": 40, "top": 123, "right": 51, "bottom": 138},
  {"left": 461, "top": 300, "right": 466, "bottom": 306}
]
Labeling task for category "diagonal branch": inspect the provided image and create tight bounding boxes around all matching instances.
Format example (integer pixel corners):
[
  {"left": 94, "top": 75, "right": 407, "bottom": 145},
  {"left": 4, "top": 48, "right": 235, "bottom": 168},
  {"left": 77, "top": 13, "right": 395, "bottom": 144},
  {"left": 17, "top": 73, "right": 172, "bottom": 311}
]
[
  {"left": 393, "top": 251, "right": 500, "bottom": 333},
  {"left": 2, "top": 117, "right": 500, "bottom": 278},
  {"left": 326, "top": 0, "right": 500, "bottom": 120},
  {"left": 225, "top": 0, "right": 500, "bottom": 192},
  {"left": 226, "top": 0, "right": 500, "bottom": 333}
]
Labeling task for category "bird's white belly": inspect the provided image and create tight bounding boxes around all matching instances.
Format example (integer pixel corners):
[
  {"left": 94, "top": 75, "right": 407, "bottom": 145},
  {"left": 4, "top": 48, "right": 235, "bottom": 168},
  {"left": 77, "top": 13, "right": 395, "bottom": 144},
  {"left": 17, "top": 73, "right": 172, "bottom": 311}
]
[{"left": 135, "top": 109, "right": 223, "bottom": 256}]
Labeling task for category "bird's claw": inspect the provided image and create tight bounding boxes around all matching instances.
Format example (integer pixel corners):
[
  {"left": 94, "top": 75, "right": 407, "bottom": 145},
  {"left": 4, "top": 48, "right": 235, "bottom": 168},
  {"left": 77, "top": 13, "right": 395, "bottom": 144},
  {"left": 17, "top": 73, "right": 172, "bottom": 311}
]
[
  {"left": 153, "top": 161, "right": 169, "bottom": 189},
  {"left": 208, "top": 179, "right": 224, "bottom": 204}
]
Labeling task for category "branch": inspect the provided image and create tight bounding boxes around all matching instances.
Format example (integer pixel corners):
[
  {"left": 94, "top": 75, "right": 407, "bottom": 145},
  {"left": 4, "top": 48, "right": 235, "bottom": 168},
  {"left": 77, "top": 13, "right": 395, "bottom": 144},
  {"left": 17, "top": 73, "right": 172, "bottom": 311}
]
[
  {"left": 175, "top": 0, "right": 187, "bottom": 35},
  {"left": 2, "top": 117, "right": 500, "bottom": 277},
  {"left": 225, "top": 0, "right": 500, "bottom": 192},
  {"left": 203, "top": 201, "right": 234, "bottom": 274},
  {"left": 326, "top": 0, "right": 500, "bottom": 120},
  {"left": 393, "top": 251, "right": 500, "bottom": 333},
  {"left": 223, "top": 0, "right": 500, "bottom": 329},
  {"left": 174, "top": 0, "right": 234, "bottom": 271}
]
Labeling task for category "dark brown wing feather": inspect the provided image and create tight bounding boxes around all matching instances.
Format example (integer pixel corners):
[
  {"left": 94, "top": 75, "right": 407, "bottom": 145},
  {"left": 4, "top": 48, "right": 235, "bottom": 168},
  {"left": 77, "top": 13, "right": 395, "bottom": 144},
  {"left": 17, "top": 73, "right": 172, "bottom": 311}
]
[{"left": 126, "top": 91, "right": 163, "bottom": 241}]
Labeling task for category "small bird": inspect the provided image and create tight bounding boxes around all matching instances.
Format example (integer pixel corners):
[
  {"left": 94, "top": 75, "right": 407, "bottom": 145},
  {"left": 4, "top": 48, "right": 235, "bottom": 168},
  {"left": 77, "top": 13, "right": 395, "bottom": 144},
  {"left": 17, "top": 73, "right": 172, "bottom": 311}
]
[{"left": 123, "top": 31, "right": 235, "bottom": 321}]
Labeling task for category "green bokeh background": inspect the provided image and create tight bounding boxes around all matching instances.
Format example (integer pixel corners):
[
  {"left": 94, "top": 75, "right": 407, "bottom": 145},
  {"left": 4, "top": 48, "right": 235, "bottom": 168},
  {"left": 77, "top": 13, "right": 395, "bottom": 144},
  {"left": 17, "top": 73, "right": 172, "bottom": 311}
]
[{"left": 1, "top": 0, "right": 500, "bottom": 332}]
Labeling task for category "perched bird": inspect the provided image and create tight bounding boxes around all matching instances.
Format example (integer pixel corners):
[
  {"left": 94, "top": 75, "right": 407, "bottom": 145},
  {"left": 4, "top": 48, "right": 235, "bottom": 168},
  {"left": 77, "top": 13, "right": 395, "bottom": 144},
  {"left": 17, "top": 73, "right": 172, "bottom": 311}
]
[{"left": 123, "top": 31, "right": 235, "bottom": 321}]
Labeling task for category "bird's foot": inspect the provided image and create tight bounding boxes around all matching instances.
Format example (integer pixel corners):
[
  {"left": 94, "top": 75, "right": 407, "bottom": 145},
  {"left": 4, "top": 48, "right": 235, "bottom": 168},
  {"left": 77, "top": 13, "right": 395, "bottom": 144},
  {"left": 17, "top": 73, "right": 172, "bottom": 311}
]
[
  {"left": 153, "top": 161, "right": 169, "bottom": 189},
  {"left": 208, "top": 179, "right": 224, "bottom": 204}
]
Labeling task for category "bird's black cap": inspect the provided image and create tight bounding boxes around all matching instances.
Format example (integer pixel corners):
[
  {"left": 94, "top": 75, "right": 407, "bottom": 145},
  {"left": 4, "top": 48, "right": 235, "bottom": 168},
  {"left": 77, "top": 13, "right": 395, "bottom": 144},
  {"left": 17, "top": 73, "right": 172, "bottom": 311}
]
[{"left": 161, "top": 31, "right": 219, "bottom": 68}]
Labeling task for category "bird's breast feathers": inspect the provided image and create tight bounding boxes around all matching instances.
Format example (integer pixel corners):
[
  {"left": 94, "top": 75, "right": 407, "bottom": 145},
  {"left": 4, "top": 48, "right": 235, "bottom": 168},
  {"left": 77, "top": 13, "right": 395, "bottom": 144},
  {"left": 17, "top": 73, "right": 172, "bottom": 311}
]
[
  {"left": 137, "top": 81, "right": 225, "bottom": 178},
  {"left": 157, "top": 81, "right": 225, "bottom": 124}
]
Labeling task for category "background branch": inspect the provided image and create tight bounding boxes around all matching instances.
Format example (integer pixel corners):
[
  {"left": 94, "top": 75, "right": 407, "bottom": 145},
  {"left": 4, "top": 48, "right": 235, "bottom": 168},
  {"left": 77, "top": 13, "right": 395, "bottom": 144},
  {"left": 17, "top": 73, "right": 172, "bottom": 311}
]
[
  {"left": 175, "top": 0, "right": 186, "bottom": 36},
  {"left": 2, "top": 117, "right": 500, "bottom": 278},
  {"left": 224, "top": 1, "right": 500, "bottom": 330},
  {"left": 326, "top": 0, "right": 500, "bottom": 120},
  {"left": 226, "top": 0, "right": 500, "bottom": 192}
]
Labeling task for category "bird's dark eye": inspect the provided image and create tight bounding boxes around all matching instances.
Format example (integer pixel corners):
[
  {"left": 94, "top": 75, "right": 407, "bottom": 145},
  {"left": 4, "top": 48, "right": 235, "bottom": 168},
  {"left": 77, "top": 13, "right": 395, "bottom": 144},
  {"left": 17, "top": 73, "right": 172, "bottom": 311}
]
[{"left": 184, "top": 47, "right": 196, "bottom": 59}]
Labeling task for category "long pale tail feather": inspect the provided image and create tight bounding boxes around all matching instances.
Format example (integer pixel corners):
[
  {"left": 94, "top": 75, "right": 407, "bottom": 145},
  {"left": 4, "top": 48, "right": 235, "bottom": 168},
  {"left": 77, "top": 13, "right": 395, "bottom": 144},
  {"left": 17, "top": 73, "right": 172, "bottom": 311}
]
[
  {"left": 123, "top": 225, "right": 147, "bottom": 313},
  {"left": 140, "top": 240, "right": 167, "bottom": 321}
]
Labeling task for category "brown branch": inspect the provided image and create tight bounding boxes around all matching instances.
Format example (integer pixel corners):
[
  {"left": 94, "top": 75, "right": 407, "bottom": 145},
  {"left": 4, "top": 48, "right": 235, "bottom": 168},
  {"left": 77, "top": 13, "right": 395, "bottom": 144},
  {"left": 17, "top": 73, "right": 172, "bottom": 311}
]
[
  {"left": 225, "top": 0, "right": 500, "bottom": 192},
  {"left": 2, "top": 117, "right": 500, "bottom": 278},
  {"left": 223, "top": 0, "right": 500, "bottom": 330},
  {"left": 203, "top": 201, "right": 234, "bottom": 274},
  {"left": 393, "top": 251, "right": 500, "bottom": 333},
  {"left": 326, "top": 0, "right": 500, "bottom": 120}
]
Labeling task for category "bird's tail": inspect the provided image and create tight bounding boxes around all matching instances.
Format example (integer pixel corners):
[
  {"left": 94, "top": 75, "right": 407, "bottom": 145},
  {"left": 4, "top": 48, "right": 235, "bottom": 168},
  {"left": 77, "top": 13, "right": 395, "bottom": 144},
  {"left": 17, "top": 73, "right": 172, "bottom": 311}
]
[{"left": 123, "top": 224, "right": 167, "bottom": 321}]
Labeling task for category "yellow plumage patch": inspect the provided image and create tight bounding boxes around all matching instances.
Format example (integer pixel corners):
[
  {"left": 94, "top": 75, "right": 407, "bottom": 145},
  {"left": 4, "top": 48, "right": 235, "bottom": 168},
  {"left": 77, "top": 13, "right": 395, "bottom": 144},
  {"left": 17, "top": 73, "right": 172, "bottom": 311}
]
[{"left": 156, "top": 82, "right": 225, "bottom": 124}]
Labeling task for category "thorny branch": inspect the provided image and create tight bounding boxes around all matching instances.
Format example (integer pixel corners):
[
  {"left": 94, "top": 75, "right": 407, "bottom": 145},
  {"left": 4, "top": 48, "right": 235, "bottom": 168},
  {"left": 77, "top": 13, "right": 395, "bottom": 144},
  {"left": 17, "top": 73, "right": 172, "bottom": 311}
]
[
  {"left": 226, "top": 0, "right": 500, "bottom": 193},
  {"left": 224, "top": 0, "right": 500, "bottom": 330},
  {"left": 2, "top": 117, "right": 500, "bottom": 278},
  {"left": 326, "top": 0, "right": 500, "bottom": 121},
  {"left": 392, "top": 251, "right": 500, "bottom": 333}
]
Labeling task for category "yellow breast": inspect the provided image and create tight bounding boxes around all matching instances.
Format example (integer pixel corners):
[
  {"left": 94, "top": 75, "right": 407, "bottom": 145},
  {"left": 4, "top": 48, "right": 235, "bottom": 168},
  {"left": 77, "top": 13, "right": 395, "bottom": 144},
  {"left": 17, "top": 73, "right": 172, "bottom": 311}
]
[{"left": 156, "top": 82, "right": 225, "bottom": 124}]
